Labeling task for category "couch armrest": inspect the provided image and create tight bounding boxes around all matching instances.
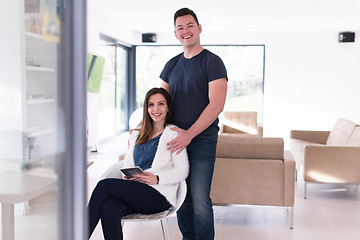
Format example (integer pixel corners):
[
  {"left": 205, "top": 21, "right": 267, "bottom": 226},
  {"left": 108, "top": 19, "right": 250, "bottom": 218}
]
[
  {"left": 283, "top": 151, "right": 296, "bottom": 206},
  {"left": 290, "top": 130, "right": 330, "bottom": 144},
  {"left": 304, "top": 145, "right": 360, "bottom": 183},
  {"left": 257, "top": 125, "right": 263, "bottom": 137},
  {"left": 219, "top": 123, "right": 224, "bottom": 134}
]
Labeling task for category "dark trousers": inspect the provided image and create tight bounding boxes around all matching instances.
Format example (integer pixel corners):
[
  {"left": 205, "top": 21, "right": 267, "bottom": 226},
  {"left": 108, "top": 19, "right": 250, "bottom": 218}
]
[{"left": 88, "top": 178, "right": 171, "bottom": 240}]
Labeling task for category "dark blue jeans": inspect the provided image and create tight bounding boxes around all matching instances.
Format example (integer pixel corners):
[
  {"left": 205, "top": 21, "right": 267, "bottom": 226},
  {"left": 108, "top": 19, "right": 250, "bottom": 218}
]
[
  {"left": 177, "top": 138, "right": 217, "bottom": 240},
  {"left": 88, "top": 178, "right": 171, "bottom": 240}
]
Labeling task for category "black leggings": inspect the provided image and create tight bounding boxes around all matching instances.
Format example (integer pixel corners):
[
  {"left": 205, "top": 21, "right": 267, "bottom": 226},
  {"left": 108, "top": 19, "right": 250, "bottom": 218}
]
[{"left": 88, "top": 178, "right": 171, "bottom": 240}]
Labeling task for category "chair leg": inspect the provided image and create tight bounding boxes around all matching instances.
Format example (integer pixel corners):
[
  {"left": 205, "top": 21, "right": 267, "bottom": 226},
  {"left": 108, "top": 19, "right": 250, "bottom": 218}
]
[
  {"left": 289, "top": 207, "right": 294, "bottom": 229},
  {"left": 304, "top": 181, "right": 307, "bottom": 199},
  {"left": 165, "top": 218, "right": 171, "bottom": 240},
  {"left": 160, "top": 219, "right": 166, "bottom": 240}
]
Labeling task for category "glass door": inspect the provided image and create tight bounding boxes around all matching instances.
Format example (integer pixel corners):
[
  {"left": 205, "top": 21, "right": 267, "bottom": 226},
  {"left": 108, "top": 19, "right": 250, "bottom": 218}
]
[
  {"left": 0, "top": 0, "right": 87, "bottom": 239},
  {"left": 97, "top": 41, "right": 128, "bottom": 141}
]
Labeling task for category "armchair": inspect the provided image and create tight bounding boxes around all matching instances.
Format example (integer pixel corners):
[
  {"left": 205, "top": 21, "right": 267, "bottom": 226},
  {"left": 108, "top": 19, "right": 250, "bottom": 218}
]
[
  {"left": 290, "top": 118, "right": 360, "bottom": 198},
  {"left": 210, "top": 135, "right": 295, "bottom": 228}
]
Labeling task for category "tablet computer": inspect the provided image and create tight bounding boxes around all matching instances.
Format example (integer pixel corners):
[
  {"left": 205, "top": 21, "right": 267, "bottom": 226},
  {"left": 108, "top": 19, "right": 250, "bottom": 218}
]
[{"left": 120, "top": 166, "right": 144, "bottom": 178}]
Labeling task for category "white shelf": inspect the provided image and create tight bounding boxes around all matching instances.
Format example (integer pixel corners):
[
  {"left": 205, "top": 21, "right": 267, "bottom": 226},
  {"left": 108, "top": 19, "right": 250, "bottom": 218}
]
[
  {"left": 26, "top": 128, "right": 55, "bottom": 138},
  {"left": 26, "top": 65, "right": 55, "bottom": 72},
  {"left": 27, "top": 99, "right": 55, "bottom": 105},
  {"left": 25, "top": 31, "right": 43, "bottom": 40},
  {"left": 25, "top": 156, "right": 44, "bottom": 162},
  {"left": 23, "top": 7, "right": 58, "bottom": 173}
]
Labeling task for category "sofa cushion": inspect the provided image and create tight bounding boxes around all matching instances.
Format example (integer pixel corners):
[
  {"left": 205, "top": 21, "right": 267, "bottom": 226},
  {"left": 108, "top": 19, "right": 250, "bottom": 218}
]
[
  {"left": 222, "top": 111, "right": 258, "bottom": 135},
  {"left": 216, "top": 135, "right": 283, "bottom": 159},
  {"left": 290, "top": 138, "right": 323, "bottom": 166},
  {"left": 326, "top": 118, "right": 357, "bottom": 146},
  {"left": 346, "top": 127, "right": 360, "bottom": 147}
]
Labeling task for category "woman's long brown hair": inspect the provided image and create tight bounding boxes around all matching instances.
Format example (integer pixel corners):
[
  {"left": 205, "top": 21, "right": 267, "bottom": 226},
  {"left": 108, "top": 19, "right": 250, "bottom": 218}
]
[{"left": 135, "top": 88, "right": 173, "bottom": 145}]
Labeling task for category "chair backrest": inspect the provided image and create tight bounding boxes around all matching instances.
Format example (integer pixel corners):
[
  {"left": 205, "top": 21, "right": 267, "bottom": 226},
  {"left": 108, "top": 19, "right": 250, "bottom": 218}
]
[
  {"left": 174, "top": 180, "right": 187, "bottom": 211},
  {"left": 326, "top": 118, "right": 357, "bottom": 146},
  {"left": 100, "top": 161, "right": 124, "bottom": 180},
  {"left": 222, "top": 111, "right": 258, "bottom": 135},
  {"left": 129, "top": 108, "right": 143, "bottom": 129},
  {"left": 346, "top": 126, "right": 360, "bottom": 147}
]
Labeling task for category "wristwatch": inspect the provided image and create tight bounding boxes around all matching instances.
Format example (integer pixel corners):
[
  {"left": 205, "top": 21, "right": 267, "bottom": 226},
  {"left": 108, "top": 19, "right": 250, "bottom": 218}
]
[{"left": 156, "top": 175, "right": 159, "bottom": 184}]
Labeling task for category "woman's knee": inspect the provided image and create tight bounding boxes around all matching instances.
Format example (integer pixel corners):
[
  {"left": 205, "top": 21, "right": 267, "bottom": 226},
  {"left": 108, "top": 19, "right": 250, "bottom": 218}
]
[
  {"left": 95, "top": 178, "right": 121, "bottom": 193},
  {"left": 101, "top": 198, "right": 124, "bottom": 219}
]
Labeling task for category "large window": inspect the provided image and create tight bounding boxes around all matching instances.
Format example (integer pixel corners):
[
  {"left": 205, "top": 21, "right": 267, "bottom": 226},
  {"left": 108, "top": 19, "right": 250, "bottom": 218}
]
[
  {"left": 135, "top": 46, "right": 182, "bottom": 107},
  {"left": 136, "top": 45, "right": 265, "bottom": 123},
  {"left": 97, "top": 41, "right": 128, "bottom": 140},
  {"left": 207, "top": 46, "right": 264, "bottom": 123}
]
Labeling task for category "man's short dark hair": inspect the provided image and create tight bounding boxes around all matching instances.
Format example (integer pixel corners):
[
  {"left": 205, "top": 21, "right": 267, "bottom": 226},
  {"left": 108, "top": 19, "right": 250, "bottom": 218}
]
[{"left": 174, "top": 8, "right": 199, "bottom": 26}]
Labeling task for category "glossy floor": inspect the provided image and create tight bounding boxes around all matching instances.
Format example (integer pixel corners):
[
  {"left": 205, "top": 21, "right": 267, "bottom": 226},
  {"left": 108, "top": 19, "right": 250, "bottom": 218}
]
[
  {"left": 6, "top": 135, "right": 360, "bottom": 240},
  {"left": 89, "top": 136, "right": 360, "bottom": 240}
]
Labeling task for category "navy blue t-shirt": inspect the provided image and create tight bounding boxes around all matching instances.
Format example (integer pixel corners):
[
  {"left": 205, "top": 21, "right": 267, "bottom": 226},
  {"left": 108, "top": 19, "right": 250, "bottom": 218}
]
[{"left": 160, "top": 49, "right": 228, "bottom": 141}]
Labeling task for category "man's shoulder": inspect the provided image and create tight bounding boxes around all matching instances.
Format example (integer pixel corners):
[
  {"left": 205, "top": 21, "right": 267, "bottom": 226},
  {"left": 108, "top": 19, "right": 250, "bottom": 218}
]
[
  {"left": 167, "top": 52, "right": 183, "bottom": 64},
  {"left": 162, "top": 52, "right": 183, "bottom": 73},
  {"left": 202, "top": 49, "right": 223, "bottom": 61}
]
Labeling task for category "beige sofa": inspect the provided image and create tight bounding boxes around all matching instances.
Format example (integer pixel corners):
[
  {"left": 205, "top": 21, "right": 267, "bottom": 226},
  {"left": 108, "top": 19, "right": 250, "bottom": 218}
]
[
  {"left": 290, "top": 118, "right": 360, "bottom": 198},
  {"left": 219, "top": 111, "right": 263, "bottom": 137},
  {"left": 210, "top": 134, "right": 296, "bottom": 229}
]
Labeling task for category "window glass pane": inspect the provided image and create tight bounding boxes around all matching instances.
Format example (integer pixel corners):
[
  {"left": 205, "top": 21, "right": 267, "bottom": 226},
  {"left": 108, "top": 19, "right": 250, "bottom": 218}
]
[
  {"left": 136, "top": 45, "right": 264, "bottom": 123},
  {"left": 98, "top": 45, "right": 116, "bottom": 140},
  {"left": 116, "top": 47, "right": 127, "bottom": 133},
  {"left": 207, "top": 46, "right": 264, "bottom": 123},
  {"left": 94, "top": 43, "right": 128, "bottom": 141},
  {"left": 136, "top": 46, "right": 182, "bottom": 108}
]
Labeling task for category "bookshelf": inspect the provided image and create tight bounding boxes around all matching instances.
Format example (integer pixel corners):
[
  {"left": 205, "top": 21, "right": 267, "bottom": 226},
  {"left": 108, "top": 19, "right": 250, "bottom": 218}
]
[{"left": 23, "top": 0, "right": 58, "bottom": 167}]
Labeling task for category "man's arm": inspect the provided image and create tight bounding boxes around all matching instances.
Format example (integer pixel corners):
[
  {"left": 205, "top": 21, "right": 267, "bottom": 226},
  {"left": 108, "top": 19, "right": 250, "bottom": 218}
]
[
  {"left": 161, "top": 81, "right": 171, "bottom": 94},
  {"left": 166, "top": 78, "right": 227, "bottom": 153}
]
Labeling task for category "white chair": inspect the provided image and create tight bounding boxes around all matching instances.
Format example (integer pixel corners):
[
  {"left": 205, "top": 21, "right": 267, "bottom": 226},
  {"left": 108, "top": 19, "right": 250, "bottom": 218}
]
[{"left": 100, "top": 161, "right": 187, "bottom": 240}]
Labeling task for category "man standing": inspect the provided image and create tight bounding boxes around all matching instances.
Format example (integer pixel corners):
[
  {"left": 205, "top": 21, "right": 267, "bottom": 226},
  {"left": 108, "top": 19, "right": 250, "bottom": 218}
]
[{"left": 160, "top": 8, "right": 228, "bottom": 240}]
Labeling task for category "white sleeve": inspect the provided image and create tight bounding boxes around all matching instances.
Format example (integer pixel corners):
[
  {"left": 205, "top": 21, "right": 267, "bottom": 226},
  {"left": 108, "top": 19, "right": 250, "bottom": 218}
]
[{"left": 155, "top": 131, "right": 189, "bottom": 184}]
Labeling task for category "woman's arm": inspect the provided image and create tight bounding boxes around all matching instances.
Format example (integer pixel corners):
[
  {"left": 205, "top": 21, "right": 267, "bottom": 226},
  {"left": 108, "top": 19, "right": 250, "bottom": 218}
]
[
  {"left": 136, "top": 148, "right": 189, "bottom": 185},
  {"left": 156, "top": 147, "right": 189, "bottom": 185},
  {"left": 131, "top": 127, "right": 189, "bottom": 185}
]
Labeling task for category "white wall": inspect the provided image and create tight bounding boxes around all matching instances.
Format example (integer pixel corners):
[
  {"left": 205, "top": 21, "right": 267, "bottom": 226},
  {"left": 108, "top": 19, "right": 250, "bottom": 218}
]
[
  {"left": 260, "top": 32, "right": 360, "bottom": 148},
  {"left": 198, "top": 31, "right": 360, "bottom": 147},
  {"left": 88, "top": 4, "right": 360, "bottom": 149},
  {"left": 0, "top": 1, "right": 25, "bottom": 160}
]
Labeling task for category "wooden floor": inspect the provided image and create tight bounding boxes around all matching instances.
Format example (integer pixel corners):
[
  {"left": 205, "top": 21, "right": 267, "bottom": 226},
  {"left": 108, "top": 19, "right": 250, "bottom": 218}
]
[{"left": 88, "top": 137, "right": 360, "bottom": 240}]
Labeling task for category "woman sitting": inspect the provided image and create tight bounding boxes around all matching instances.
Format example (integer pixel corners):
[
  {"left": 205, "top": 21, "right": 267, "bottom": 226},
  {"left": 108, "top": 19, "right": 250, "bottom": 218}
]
[{"left": 88, "top": 87, "right": 189, "bottom": 240}]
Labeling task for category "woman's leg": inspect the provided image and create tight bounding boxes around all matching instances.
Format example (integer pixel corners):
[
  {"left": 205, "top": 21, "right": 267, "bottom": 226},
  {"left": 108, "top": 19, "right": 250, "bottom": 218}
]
[
  {"left": 88, "top": 178, "right": 171, "bottom": 239},
  {"left": 99, "top": 198, "right": 132, "bottom": 240}
]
